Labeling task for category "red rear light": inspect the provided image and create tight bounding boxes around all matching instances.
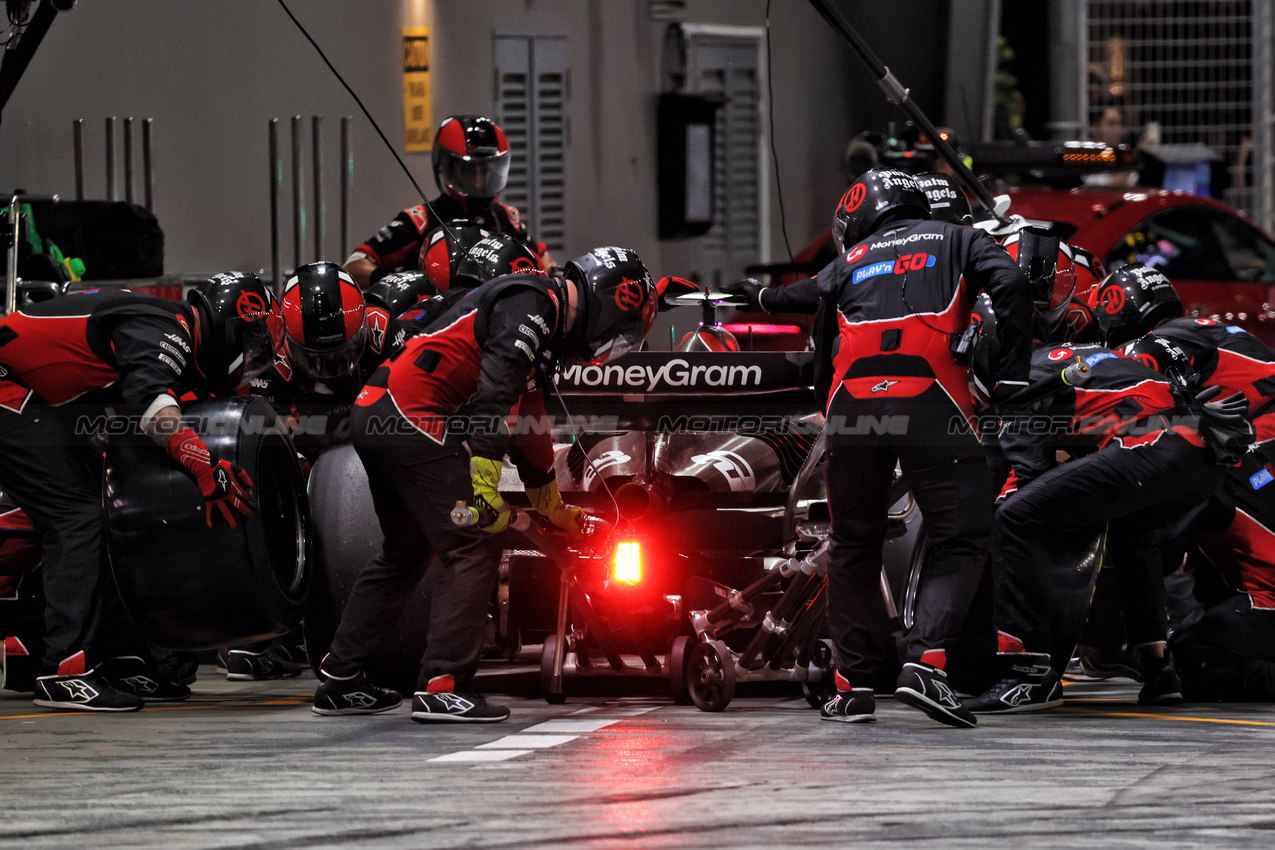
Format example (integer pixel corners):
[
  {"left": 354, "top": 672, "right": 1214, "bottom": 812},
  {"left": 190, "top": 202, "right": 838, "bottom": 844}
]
[{"left": 612, "top": 540, "right": 642, "bottom": 584}]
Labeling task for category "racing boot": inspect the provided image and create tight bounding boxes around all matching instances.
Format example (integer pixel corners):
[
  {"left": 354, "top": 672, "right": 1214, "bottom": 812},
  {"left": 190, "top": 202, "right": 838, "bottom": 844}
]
[
  {"left": 311, "top": 655, "right": 402, "bottom": 716},
  {"left": 411, "top": 674, "right": 510, "bottom": 723},
  {"left": 155, "top": 650, "right": 200, "bottom": 687},
  {"left": 97, "top": 655, "right": 191, "bottom": 702},
  {"left": 225, "top": 646, "right": 304, "bottom": 681},
  {"left": 962, "top": 652, "right": 1063, "bottom": 714},
  {"left": 32, "top": 654, "right": 142, "bottom": 712},
  {"left": 1136, "top": 644, "right": 1183, "bottom": 706},
  {"left": 895, "top": 650, "right": 976, "bottom": 728},
  {"left": 820, "top": 671, "right": 876, "bottom": 723}
]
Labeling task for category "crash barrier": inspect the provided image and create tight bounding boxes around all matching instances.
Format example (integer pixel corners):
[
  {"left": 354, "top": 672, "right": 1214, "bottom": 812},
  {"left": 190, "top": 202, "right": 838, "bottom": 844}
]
[
  {"left": 105, "top": 396, "right": 312, "bottom": 650},
  {"left": 267, "top": 115, "right": 354, "bottom": 296}
]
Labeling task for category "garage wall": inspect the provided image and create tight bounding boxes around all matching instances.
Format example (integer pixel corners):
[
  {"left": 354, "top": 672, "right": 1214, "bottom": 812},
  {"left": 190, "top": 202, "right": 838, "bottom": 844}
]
[{"left": 0, "top": 0, "right": 952, "bottom": 303}]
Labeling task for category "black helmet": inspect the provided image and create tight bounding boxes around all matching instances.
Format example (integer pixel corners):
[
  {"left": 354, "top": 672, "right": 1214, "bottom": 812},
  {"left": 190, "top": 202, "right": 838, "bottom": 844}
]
[
  {"left": 1121, "top": 334, "right": 1196, "bottom": 387},
  {"left": 187, "top": 271, "right": 280, "bottom": 391},
  {"left": 418, "top": 219, "right": 490, "bottom": 292},
  {"left": 1004, "top": 227, "right": 1077, "bottom": 339},
  {"left": 1090, "top": 262, "right": 1184, "bottom": 347},
  {"left": 914, "top": 172, "right": 973, "bottom": 226},
  {"left": 432, "top": 115, "right": 511, "bottom": 214},
  {"left": 563, "top": 247, "right": 658, "bottom": 365},
  {"left": 967, "top": 293, "right": 1001, "bottom": 411},
  {"left": 365, "top": 271, "right": 438, "bottom": 358},
  {"left": 280, "top": 262, "right": 367, "bottom": 386},
  {"left": 831, "top": 168, "right": 931, "bottom": 254},
  {"left": 453, "top": 234, "right": 544, "bottom": 289}
]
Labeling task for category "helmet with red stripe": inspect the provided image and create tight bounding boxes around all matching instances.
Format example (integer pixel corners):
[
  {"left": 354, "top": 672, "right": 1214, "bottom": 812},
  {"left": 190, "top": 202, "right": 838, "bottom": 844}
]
[
  {"left": 432, "top": 115, "right": 511, "bottom": 214},
  {"left": 417, "top": 219, "right": 490, "bottom": 291},
  {"left": 280, "top": 262, "right": 366, "bottom": 387},
  {"left": 1002, "top": 228, "right": 1077, "bottom": 341},
  {"left": 564, "top": 247, "right": 657, "bottom": 365},
  {"left": 188, "top": 271, "right": 280, "bottom": 392},
  {"left": 1089, "top": 262, "right": 1184, "bottom": 347}
]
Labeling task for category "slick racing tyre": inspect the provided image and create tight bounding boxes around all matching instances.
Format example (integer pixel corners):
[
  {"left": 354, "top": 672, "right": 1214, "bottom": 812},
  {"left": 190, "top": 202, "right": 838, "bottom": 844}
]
[
  {"left": 303, "top": 443, "right": 436, "bottom": 696},
  {"left": 106, "top": 396, "right": 311, "bottom": 650}
]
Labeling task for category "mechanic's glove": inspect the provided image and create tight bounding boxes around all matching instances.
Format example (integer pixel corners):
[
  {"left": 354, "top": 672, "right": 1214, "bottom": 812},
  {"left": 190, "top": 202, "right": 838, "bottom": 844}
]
[
  {"left": 1196, "top": 386, "right": 1254, "bottom": 465},
  {"left": 166, "top": 427, "right": 255, "bottom": 529},
  {"left": 526, "top": 478, "right": 585, "bottom": 538},
  {"left": 470, "top": 455, "right": 511, "bottom": 534},
  {"left": 720, "top": 278, "right": 766, "bottom": 312}
]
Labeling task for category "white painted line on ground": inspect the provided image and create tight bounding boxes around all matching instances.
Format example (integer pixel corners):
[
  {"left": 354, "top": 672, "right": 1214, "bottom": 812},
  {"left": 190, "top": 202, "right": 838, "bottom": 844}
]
[
  {"left": 429, "top": 749, "right": 532, "bottom": 763},
  {"left": 429, "top": 703, "right": 663, "bottom": 766},
  {"left": 521, "top": 718, "right": 621, "bottom": 734},
  {"left": 477, "top": 735, "right": 578, "bottom": 750}
]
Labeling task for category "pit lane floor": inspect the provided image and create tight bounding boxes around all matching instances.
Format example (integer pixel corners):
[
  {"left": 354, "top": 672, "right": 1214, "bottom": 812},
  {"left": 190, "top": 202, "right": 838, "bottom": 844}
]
[{"left": 4, "top": 666, "right": 1275, "bottom": 849}]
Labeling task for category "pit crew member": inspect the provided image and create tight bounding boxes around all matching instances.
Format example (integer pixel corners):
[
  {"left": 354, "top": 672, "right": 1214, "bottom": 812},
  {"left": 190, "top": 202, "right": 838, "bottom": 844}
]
[
  {"left": 965, "top": 336, "right": 1249, "bottom": 714},
  {"left": 343, "top": 115, "right": 554, "bottom": 287},
  {"left": 741, "top": 168, "right": 1034, "bottom": 727},
  {"left": 0, "top": 276, "right": 274, "bottom": 711},
  {"left": 311, "top": 247, "right": 655, "bottom": 723}
]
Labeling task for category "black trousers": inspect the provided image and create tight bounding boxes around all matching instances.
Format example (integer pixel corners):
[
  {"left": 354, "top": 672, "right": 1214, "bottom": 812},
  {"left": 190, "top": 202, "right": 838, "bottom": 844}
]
[
  {"left": 327, "top": 402, "right": 501, "bottom": 689},
  {"left": 0, "top": 396, "right": 139, "bottom": 675},
  {"left": 993, "top": 431, "right": 1219, "bottom": 653},
  {"left": 1172, "top": 594, "right": 1275, "bottom": 701},
  {"left": 825, "top": 387, "right": 993, "bottom": 685}
]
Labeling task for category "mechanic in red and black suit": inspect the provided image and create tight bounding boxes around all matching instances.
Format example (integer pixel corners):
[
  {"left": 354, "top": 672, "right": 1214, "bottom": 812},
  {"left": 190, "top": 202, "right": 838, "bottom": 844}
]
[
  {"left": 963, "top": 333, "right": 1249, "bottom": 714},
  {"left": 734, "top": 169, "right": 1033, "bottom": 727},
  {"left": 1170, "top": 442, "right": 1275, "bottom": 701},
  {"left": 0, "top": 275, "right": 274, "bottom": 711},
  {"left": 342, "top": 115, "right": 554, "bottom": 289},
  {"left": 311, "top": 247, "right": 656, "bottom": 724}
]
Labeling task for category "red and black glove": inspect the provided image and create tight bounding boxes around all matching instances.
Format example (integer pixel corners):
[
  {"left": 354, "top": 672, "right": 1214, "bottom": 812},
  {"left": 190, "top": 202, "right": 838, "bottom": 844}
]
[{"left": 166, "top": 427, "right": 255, "bottom": 529}]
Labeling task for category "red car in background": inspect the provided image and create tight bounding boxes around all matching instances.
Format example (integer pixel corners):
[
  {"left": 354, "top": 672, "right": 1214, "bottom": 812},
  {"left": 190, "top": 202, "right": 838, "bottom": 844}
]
[
  {"left": 1007, "top": 186, "right": 1275, "bottom": 347},
  {"left": 734, "top": 185, "right": 1275, "bottom": 350}
]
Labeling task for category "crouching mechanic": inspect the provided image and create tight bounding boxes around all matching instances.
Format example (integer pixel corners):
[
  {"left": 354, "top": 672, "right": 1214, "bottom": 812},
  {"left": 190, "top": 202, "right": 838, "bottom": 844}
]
[
  {"left": 737, "top": 169, "right": 1034, "bottom": 727},
  {"left": 966, "top": 336, "right": 1250, "bottom": 714},
  {"left": 0, "top": 277, "right": 273, "bottom": 710},
  {"left": 1170, "top": 440, "right": 1275, "bottom": 701},
  {"left": 312, "top": 247, "right": 656, "bottom": 722}
]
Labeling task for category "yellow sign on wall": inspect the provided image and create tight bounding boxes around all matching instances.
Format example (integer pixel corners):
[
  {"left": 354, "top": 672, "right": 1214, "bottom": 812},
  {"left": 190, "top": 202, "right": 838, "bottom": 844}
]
[{"left": 402, "top": 27, "right": 432, "bottom": 152}]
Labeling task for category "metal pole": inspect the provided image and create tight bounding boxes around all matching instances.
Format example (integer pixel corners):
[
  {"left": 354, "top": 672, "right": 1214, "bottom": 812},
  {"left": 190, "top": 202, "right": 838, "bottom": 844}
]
[
  {"left": 5, "top": 195, "right": 20, "bottom": 317},
  {"left": 1254, "top": 2, "right": 1274, "bottom": 232},
  {"left": 291, "top": 115, "right": 302, "bottom": 270},
  {"left": 72, "top": 119, "right": 83, "bottom": 201},
  {"left": 805, "top": 0, "right": 1006, "bottom": 222},
  {"left": 142, "top": 118, "right": 154, "bottom": 212},
  {"left": 123, "top": 117, "right": 134, "bottom": 204},
  {"left": 269, "top": 118, "right": 282, "bottom": 296},
  {"left": 340, "top": 116, "right": 352, "bottom": 260},
  {"left": 105, "top": 116, "right": 116, "bottom": 201},
  {"left": 312, "top": 114, "right": 324, "bottom": 262}
]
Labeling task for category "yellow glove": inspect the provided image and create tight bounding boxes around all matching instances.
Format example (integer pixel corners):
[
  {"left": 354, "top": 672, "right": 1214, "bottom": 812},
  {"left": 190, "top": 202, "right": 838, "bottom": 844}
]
[
  {"left": 469, "top": 456, "right": 510, "bottom": 533},
  {"left": 527, "top": 478, "right": 584, "bottom": 538}
]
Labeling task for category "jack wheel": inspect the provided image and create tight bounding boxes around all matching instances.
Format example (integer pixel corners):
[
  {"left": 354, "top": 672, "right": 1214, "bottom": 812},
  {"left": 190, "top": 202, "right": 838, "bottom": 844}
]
[
  {"left": 668, "top": 635, "right": 693, "bottom": 705},
  {"left": 685, "top": 639, "right": 735, "bottom": 712},
  {"left": 801, "top": 639, "right": 836, "bottom": 709},
  {"left": 540, "top": 635, "right": 567, "bottom": 704}
]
